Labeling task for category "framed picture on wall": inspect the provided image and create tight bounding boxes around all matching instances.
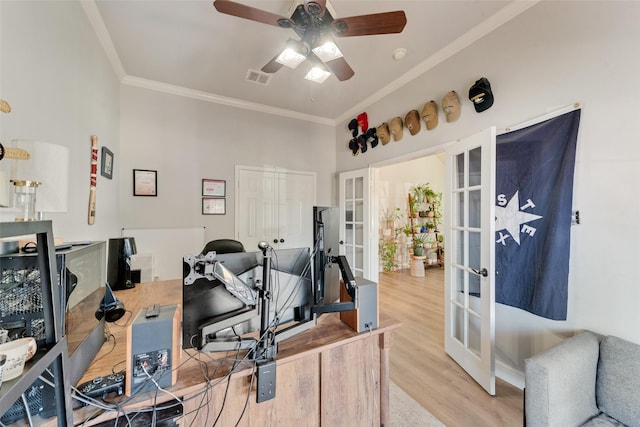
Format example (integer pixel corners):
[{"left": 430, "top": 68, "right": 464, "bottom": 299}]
[
  {"left": 202, "top": 197, "right": 225, "bottom": 215},
  {"left": 101, "top": 146, "right": 114, "bottom": 179},
  {"left": 133, "top": 169, "right": 157, "bottom": 196},
  {"left": 202, "top": 179, "right": 226, "bottom": 197}
]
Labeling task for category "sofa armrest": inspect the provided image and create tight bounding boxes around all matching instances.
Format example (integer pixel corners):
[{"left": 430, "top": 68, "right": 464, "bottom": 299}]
[{"left": 525, "top": 331, "right": 600, "bottom": 426}]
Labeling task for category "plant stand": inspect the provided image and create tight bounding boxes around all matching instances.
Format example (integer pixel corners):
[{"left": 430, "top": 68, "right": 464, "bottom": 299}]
[{"left": 410, "top": 255, "right": 426, "bottom": 277}]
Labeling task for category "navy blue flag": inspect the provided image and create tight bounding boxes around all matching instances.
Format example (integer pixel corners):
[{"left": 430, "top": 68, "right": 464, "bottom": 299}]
[{"left": 495, "top": 109, "right": 580, "bottom": 320}]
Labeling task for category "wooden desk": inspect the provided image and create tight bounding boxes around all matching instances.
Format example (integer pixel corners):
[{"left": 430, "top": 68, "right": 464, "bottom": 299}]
[{"left": 75, "top": 280, "right": 401, "bottom": 426}]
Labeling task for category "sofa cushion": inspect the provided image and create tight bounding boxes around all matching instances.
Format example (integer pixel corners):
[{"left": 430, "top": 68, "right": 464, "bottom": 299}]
[
  {"left": 582, "top": 412, "right": 627, "bottom": 427},
  {"left": 597, "top": 335, "right": 640, "bottom": 427},
  {"left": 525, "top": 331, "right": 600, "bottom": 426}
]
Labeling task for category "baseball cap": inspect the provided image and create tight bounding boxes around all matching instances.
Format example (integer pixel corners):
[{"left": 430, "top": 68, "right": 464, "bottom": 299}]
[
  {"left": 468, "top": 77, "right": 494, "bottom": 112},
  {"left": 442, "top": 91, "right": 461, "bottom": 122},
  {"left": 389, "top": 117, "right": 404, "bottom": 141},
  {"left": 357, "top": 112, "right": 369, "bottom": 134},
  {"left": 421, "top": 101, "right": 438, "bottom": 130},
  {"left": 404, "top": 110, "right": 421, "bottom": 135},
  {"left": 377, "top": 123, "right": 391, "bottom": 145}
]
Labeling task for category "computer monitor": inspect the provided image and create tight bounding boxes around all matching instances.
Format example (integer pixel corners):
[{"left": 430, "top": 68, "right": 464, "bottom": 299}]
[{"left": 182, "top": 247, "right": 313, "bottom": 350}]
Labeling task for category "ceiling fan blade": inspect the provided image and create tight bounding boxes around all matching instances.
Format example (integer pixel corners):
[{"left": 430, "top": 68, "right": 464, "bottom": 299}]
[
  {"left": 325, "top": 56, "right": 354, "bottom": 81},
  {"left": 261, "top": 54, "right": 285, "bottom": 74},
  {"left": 213, "top": 0, "right": 293, "bottom": 28},
  {"left": 331, "top": 11, "right": 407, "bottom": 37}
]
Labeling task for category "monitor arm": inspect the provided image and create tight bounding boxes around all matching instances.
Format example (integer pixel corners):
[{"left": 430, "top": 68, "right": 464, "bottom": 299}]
[{"left": 311, "top": 255, "right": 359, "bottom": 315}]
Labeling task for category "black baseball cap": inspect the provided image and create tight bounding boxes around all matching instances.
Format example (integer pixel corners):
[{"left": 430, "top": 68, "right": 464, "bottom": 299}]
[{"left": 468, "top": 77, "right": 494, "bottom": 113}]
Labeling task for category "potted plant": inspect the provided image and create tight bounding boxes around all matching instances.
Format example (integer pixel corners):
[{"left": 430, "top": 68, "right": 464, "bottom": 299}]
[
  {"left": 412, "top": 234, "right": 427, "bottom": 256},
  {"left": 379, "top": 239, "right": 398, "bottom": 272},
  {"left": 381, "top": 207, "right": 402, "bottom": 238},
  {"left": 400, "top": 223, "right": 413, "bottom": 238}
]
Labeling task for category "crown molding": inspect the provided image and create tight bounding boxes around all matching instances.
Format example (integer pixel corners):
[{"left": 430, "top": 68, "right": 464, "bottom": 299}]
[
  {"left": 82, "top": 1, "right": 334, "bottom": 126},
  {"left": 80, "top": 0, "right": 126, "bottom": 80},
  {"left": 121, "top": 76, "right": 335, "bottom": 126},
  {"left": 335, "top": 0, "right": 541, "bottom": 124},
  {"left": 83, "top": 0, "right": 538, "bottom": 128}
]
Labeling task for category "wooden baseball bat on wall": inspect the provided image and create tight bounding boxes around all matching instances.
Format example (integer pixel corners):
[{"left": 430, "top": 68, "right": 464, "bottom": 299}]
[{"left": 88, "top": 135, "right": 98, "bottom": 225}]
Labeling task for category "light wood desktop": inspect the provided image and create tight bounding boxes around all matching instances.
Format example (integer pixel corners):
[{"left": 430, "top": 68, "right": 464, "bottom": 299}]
[{"left": 73, "top": 280, "right": 401, "bottom": 426}]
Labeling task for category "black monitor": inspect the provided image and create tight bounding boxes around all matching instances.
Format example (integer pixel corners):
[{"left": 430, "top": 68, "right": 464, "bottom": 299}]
[{"left": 182, "top": 247, "right": 312, "bottom": 350}]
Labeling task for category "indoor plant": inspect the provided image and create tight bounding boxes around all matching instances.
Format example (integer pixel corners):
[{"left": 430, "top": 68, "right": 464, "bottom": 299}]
[
  {"left": 379, "top": 239, "right": 399, "bottom": 272},
  {"left": 412, "top": 234, "right": 427, "bottom": 256}
]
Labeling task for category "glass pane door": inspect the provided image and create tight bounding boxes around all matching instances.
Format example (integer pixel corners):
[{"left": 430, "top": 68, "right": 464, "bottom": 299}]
[{"left": 444, "top": 127, "right": 496, "bottom": 395}]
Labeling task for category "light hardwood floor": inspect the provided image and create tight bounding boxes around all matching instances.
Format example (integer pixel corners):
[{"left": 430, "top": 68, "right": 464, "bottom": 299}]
[{"left": 379, "top": 268, "right": 524, "bottom": 427}]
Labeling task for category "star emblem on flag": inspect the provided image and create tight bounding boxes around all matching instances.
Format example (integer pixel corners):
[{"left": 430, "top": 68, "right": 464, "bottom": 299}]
[{"left": 495, "top": 191, "right": 542, "bottom": 245}]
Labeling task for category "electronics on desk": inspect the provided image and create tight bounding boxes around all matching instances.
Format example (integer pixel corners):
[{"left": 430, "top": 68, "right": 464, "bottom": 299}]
[
  {"left": 181, "top": 248, "right": 313, "bottom": 352},
  {"left": 340, "top": 278, "right": 378, "bottom": 333},
  {"left": 0, "top": 241, "right": 107, "bottom": 386},
  {"left": 77, "top": 370, "right": 125, "bottom": 401},
  {"left": 107, "top": 237, "right": 137, "bottom": 290},
  {"left": 126, "top": 304, "right": 180, "bottom": 396}
]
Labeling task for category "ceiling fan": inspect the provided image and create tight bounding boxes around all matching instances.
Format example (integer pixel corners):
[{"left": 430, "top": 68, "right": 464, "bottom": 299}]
[{"left": 213, "top": 0, "right": 407, "bottom": 82}]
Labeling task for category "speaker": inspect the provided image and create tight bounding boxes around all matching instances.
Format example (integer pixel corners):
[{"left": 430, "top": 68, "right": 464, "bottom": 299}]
[
  {"left": 95, "top": 283, "right": 126, "bottom": 323},
  {"left": 340, "top": 278, "right": 378, "bottom": 333},
  {"left": 126, "top": 304, "right": 180, "bottom": 396}
]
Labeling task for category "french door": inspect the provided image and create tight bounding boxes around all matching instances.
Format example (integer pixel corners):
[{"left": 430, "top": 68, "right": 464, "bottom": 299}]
[
  {"left": 338, "top": 168, "right": 377, "bottom": 283},
  {"left": 444, "top": 127, "right": 496, "bottom": 395}
]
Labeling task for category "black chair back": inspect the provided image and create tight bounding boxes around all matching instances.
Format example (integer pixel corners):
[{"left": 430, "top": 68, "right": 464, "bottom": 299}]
[{"left": 201, "top": 239, "right": 245, "bottom": 255}]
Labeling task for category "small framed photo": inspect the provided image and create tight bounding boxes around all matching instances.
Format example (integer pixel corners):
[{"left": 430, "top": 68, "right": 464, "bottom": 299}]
[
  {"left": 202, "top": 179, "right": 226, "bottom": 197},
  {"left": 202, "top": 198, "right": 225, "bottom": 215},
  {"left": 133, "top": 169, "right": 157, "bottom": 196},
  {"left": 101, "top": 146, "right": 114, "bottom": 179}
]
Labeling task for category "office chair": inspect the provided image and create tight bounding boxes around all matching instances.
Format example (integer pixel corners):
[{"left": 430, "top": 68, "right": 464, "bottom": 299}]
[{"left": 200, "top": 239, "right": 245, "bottom": 255}]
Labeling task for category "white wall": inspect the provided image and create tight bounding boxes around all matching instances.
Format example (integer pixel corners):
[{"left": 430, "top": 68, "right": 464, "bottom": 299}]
[
  {"left": 119, "top": 85, "right": 335, "bottom": 244},
  {"left": 0, "top": 0, "right": 121, "bottom": 240},
  {"left": 377, "top": 155, "right": 445, "bottom": 217},
  {"left": 336, "top": 0, "right": 640, "bottom": 376}
]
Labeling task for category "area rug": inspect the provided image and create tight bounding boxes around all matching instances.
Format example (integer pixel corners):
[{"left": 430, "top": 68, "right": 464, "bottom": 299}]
[{"left": 390, "top": 381, "right": 446, "bottom": 427}]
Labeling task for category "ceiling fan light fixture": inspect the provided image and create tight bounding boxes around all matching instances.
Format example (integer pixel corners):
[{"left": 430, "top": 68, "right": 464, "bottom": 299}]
[
  {"left": 304, "top": 65, "right": 332, "bottom": 83},
  {"left": 275, "top": 47, "right": 307, "bottom": 69},
  {"left": 311, "top": 41, "right": 343, "bottom": 62}
]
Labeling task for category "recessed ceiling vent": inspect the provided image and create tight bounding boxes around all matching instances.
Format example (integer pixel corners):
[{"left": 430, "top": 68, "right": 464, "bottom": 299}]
[{"left": 245, "top": 69, "right": 272, "bottom": 86}]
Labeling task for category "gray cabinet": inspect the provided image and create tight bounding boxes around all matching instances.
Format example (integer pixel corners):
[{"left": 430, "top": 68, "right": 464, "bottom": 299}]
[{"left": 0, "top": 221, "right": 73, "bottom": 425}]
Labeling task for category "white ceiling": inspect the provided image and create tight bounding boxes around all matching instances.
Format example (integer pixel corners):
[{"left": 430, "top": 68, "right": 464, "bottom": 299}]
[{"left": 89, "top": 0, "right": 532, "bottom": 123}]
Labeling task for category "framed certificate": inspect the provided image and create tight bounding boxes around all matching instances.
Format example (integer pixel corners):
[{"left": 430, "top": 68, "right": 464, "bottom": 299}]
[
  {"left": 202, "top": 179, "right": 225, "bottom": 197},
  {"left": 133, "top": 169, "right": 157, "bottom": 196},
  {"left": 202, "top": 197, "right": 225, "bottom": 215}
]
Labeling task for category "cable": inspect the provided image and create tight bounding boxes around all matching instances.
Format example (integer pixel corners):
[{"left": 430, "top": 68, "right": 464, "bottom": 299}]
[
  {"left": 90, "top": 332, "right": 118, "bottom": 365},
  {"left": 235, "top": 361, "right": 256, "bottom": 427},
  {"left": 20, "top": 393, "right": 34, "bottom": 427},
  {"left": 140, "top": 364, "right": 184, "bottom": 405},
  {"left": 112, "top": 309, "right": 134, "bottom": 328}
]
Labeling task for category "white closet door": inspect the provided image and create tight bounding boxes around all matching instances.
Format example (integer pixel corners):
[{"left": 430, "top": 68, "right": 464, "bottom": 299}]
[
  {"left": 236, "top": 167, "right": 315, "bottom": 252},
  {"left": 278, "top": 171, "right": 315, "bottom": 249}
]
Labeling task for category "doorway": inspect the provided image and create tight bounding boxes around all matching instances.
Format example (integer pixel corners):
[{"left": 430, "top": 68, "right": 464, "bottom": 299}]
[{"left": 375, "top": 152, "right": 446, "bottom": 273}]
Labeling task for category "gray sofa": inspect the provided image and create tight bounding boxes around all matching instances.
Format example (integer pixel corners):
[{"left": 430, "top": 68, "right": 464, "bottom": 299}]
[{"left": 525, "top": 331, "right": 640, "bottom": 426}]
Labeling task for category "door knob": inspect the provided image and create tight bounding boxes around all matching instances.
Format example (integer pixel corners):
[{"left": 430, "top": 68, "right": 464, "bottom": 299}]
[
  {"left": 279, "top": 238, "right": 284, "bottom": 243},
  {"left": 339, "top": 240, "right": 344, "bottom": 245},
  {"left": 470, "top": 268, "right": 488, "bottom": 277},
  {"left": 273, "top": 239, "right": 278, "bottom": 244}
]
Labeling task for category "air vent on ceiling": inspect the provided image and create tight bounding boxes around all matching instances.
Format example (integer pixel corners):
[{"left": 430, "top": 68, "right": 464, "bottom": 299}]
[{"left": 245, "top": 69, "right": 272, "bottom": 86}]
